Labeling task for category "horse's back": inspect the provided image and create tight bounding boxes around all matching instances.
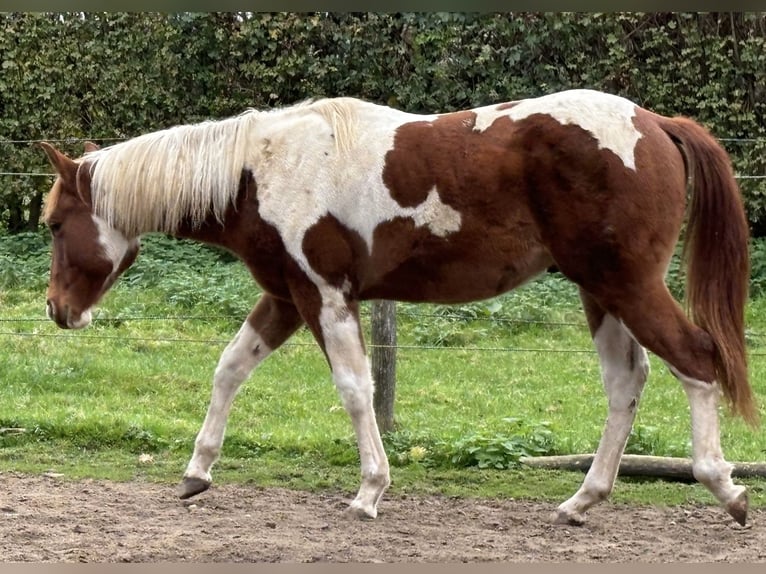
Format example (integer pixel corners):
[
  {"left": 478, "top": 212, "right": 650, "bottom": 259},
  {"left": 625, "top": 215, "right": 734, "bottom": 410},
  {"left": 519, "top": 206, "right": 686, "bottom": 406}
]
[
  {"left": 355, "top": 92, "right": 687, "bottom": 302},
  {"left": 254, "top": 91, "right": 689, "bottom": 304}
]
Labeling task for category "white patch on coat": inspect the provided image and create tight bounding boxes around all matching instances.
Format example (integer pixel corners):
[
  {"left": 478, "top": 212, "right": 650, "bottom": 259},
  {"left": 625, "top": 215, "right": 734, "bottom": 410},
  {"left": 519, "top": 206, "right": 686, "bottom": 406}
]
[
  {"left": 473, "top": 89, "right": 642, "bottom": 170},
  {"left": 250, "top": 101, "right": 456, "bottom": 278},
  {"left": 410, "top": 188, "right": 462, "bottom": 237}
]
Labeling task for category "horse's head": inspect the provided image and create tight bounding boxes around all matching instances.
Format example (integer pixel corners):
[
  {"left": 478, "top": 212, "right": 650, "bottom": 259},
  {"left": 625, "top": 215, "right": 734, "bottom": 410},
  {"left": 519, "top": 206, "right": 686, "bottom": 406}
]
[{"left": 40, "top": 142, "right": 140, "bottom": 329}]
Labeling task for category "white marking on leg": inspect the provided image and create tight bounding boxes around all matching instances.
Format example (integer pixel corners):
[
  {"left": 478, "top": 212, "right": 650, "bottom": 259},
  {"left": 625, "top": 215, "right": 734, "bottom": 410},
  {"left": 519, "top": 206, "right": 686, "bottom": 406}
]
[
  {"left": 473, "top": 89, "right": 642, "bottom": 170},
  {"left": 669, "top": 366, "right": 746, "bottom": 517},
  {"left": 319, "top": 288, "right": 390, "bottom": 518},
  {"left": 184, "top": 320, "right": 272, "bottom": 483},
  {"left": 555, "top": 314, "right": 649, "bottom": 524}
]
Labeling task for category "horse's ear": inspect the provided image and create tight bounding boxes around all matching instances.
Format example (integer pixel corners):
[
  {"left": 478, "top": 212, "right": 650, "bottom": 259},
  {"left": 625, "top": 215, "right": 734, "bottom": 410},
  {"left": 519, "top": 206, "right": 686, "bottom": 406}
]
[
  {"left": 40, "top": 142, "right": 92, "bottom": 206},
  {"left": 40, "top": 141, "right": 78, "bottom": 182},
  {"left": 83, "top": 141, "right": 100, "bottom": 153},
  {"left": 76, "top": 157, "right": 94, "bottom": 208}
]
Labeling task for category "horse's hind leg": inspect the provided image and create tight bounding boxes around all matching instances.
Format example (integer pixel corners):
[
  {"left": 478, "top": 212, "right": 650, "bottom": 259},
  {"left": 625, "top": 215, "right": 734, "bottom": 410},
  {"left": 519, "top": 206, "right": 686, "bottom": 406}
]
[
  {"left": 178, "top": 294, "right": 303, "bottom": 499},
  {"left": 674, "top": 368, "right": 748, "bottom": 525},
  {"left": 593, "top": 282, "right": 747, "bottom": 525},
  {"left": 554, "top": 290, "right": 650, "bottom": 525}
]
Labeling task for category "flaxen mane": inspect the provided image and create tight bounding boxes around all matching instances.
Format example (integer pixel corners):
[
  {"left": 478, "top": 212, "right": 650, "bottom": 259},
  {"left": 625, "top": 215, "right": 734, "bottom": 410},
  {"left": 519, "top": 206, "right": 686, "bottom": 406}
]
[{"left": 83, "top": 98, "right": 359, "bottom": 238}]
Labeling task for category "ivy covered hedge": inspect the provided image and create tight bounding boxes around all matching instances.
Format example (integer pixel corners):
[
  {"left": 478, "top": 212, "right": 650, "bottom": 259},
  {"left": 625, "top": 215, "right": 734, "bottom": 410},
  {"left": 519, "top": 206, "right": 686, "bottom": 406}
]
[{"left": 2, "top": 12, "right": 764, "bottom": 233}]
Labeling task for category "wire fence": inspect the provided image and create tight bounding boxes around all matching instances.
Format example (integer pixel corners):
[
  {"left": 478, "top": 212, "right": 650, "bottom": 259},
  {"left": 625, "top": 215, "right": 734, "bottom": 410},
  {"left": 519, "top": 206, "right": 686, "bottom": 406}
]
[
  {"left": 4, "top": 311, "right": 766, "bottom": 356},
  {"left": 0, "top": 312, "right": 588, "bottom": 327},
  {"left": 0, "top": 329, "right": 602, "bottom": 354},
  {"left": 0, "top": 311, "right": 595, "bottom": 354}
]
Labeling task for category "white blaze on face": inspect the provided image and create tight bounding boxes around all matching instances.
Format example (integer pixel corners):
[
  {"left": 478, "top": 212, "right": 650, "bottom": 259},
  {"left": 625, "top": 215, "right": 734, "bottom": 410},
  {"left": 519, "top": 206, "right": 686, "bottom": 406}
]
[
  {"left": 93, "top": 214, "right": 133, "bottom": 272},
  {"left": 474, "top": 89, "right": 643, "bottom": 170}
]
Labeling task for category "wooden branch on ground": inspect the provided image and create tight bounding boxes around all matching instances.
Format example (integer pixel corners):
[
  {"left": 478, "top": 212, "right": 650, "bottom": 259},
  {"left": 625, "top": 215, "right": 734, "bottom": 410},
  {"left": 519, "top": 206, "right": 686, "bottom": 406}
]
[{"left": 519, "top": 454, "right": 766, "bottom": 480}]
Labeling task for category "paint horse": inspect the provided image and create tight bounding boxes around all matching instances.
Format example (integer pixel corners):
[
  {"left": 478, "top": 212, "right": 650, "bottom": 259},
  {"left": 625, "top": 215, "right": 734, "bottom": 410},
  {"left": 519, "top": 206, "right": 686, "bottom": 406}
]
[{"left": 40, "top": 89, "right": 758, "bottom": 526}]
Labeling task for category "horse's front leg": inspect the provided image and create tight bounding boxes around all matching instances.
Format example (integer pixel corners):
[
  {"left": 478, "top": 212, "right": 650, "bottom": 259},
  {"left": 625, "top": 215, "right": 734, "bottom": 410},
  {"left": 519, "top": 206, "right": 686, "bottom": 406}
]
[
  {"left": 298, "top": 285, "right": 391, "bottom": 518},
  {"left": 178, "top": 294, "right": 303, "bottom": 499}
]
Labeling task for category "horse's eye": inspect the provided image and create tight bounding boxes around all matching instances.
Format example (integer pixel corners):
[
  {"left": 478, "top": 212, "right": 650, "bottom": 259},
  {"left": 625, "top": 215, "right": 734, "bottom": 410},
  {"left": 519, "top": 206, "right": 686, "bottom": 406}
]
[{"left": 49, "top": 222, "right": 62, "bottom": 234}]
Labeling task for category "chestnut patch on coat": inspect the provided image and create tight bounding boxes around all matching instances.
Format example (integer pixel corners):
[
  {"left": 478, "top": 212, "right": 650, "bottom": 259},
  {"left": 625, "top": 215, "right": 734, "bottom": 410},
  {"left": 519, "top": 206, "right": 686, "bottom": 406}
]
[
  {"left": 382, "top": 111, "right": 477, "bottom": 209},
  {"left": 244, "top": 294, "right": 303, "bottom": 352},
  {"left": 178, "top": 170, "right": 295, "bottom": 301},
  {"left": 301, "top": 213, "right": 368, "bottom": 293}
]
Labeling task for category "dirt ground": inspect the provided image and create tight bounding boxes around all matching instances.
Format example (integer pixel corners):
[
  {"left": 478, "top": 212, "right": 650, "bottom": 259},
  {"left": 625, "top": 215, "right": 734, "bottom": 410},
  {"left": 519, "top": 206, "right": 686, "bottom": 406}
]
[{"left": 1, "top": 471, "right": 765, "bottom": 563}]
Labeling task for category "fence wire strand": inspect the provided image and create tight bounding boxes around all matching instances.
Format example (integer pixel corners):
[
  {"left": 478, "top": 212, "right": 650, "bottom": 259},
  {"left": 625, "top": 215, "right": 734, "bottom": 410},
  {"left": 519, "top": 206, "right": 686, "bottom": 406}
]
[
  {"left": 0, "top": 329, "right": 601, "bottom": 354},
  {"left": 4, "top": 311, "right": 766, "bottom": 356}
]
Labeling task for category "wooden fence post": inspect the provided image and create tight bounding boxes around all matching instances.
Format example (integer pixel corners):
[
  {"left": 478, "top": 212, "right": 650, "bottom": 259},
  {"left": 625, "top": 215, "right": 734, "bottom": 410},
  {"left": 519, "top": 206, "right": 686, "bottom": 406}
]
[{"left": 371, "top": 300, "right": 397, "bottom": 434}]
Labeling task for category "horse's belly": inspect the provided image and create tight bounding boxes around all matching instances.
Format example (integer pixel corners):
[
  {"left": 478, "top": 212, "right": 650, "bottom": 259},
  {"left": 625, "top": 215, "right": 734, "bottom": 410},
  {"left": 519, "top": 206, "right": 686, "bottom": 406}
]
[{"left": 361, "top": 241, "right": 553, "bottom": 304}]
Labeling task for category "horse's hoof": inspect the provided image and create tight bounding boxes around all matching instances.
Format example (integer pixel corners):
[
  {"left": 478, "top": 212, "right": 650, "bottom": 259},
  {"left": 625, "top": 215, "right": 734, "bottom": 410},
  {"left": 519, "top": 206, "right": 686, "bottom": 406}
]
[
  {"left": 725, "top": 489, "right": 748, "bottom": 526},
  {"left": 343, "top": 503, "right": 377, "bottom": 521},
  {"left": 550, "top": 508, "right": 586, "bottom": 526},
  {"left": 177, "top": 476, "right": 211, "bottom": 499}
]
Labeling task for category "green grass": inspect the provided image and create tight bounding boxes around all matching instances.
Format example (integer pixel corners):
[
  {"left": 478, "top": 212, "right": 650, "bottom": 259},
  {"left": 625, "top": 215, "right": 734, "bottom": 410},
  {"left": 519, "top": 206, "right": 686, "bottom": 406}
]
[{"left": 1, "top": 232, "right": 766, "bottom": 509}]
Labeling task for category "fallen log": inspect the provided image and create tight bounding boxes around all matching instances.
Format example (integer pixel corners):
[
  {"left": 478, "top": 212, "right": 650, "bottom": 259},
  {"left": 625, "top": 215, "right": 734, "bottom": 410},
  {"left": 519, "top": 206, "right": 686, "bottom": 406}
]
[{"left": 519, "top": 454, "right": 766, "bottom": 480}]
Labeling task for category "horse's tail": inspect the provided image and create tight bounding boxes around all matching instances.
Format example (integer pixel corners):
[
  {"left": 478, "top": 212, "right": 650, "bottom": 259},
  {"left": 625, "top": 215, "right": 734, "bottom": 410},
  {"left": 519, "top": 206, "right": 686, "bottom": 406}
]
[{"left": 657, "top": 115, "right": 758, "bottom": 426}]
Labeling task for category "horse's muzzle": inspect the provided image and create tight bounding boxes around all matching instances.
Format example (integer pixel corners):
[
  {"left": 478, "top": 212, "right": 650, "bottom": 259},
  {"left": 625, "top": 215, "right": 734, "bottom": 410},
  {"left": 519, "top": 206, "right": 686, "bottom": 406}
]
[{"left": 46, "top": 299, "right": 92, "bottom": 329}]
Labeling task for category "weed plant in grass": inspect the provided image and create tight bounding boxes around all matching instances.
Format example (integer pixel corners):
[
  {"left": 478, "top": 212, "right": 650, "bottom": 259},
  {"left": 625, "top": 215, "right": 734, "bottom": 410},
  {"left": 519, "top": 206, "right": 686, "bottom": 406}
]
[{"left": 1, "top": 231, "right": 765, "bottom": 507}]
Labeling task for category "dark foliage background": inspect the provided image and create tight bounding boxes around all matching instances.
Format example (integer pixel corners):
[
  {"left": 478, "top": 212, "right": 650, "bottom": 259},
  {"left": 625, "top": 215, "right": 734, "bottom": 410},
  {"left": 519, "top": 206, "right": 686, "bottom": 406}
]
[{"left": 1, "top": 12, "right": 764, "bottom": 233}]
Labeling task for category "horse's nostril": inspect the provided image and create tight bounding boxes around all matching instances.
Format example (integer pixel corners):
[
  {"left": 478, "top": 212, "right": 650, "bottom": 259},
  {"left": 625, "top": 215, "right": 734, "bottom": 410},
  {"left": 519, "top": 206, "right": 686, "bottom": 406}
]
[{"left": 46, "top": 299, "right": 54, "bottom": 319}]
